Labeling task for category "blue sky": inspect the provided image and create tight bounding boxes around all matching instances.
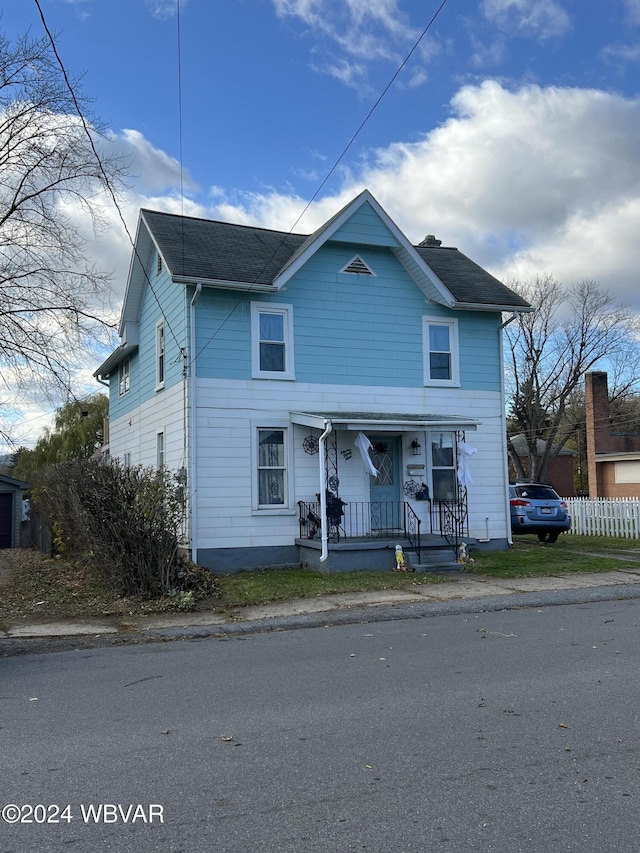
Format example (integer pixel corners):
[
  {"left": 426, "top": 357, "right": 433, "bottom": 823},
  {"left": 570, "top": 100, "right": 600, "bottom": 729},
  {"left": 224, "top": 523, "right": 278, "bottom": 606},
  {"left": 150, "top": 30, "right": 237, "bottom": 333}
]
[{"left": 4, "top": 0, "right": 640, "bottom": 449}]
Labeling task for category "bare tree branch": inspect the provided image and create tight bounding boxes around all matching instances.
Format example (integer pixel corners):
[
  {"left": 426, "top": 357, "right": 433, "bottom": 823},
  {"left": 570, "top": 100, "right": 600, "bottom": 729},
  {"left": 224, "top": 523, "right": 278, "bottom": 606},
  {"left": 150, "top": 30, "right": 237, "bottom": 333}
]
[{"left": 505, "top": 275, "right": 640, "bottom": 483}]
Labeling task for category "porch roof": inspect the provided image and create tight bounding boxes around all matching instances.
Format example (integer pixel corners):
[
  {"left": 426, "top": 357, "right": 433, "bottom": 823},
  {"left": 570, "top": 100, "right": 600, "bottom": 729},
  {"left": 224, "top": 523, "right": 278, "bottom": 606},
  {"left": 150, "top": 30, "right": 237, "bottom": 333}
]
[{"left": 290, "top": 411, "right": 479, "bottom": 431}]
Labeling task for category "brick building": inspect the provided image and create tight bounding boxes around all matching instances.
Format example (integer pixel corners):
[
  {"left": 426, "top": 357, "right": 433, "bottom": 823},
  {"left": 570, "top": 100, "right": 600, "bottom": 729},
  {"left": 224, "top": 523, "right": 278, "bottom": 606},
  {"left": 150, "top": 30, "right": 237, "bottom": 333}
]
[{"left": 585, "top": 371, "right": 640, "bottom": 498}]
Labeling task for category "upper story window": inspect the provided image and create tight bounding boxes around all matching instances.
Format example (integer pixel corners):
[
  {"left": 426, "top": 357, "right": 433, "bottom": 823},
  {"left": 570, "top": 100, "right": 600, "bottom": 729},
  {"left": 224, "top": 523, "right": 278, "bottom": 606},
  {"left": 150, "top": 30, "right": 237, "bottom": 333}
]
[
  {"left": 423, "top": 318, "right": 459, "bottom": 386},
  {"left": 118, "top": 357, "right": 130, "bottom": 397},
  {"left": 251, "top": 303, "right": 295, "bottom": 380},
  {"left": 156, "top": 320, "right": 165, "bottom": 390}
]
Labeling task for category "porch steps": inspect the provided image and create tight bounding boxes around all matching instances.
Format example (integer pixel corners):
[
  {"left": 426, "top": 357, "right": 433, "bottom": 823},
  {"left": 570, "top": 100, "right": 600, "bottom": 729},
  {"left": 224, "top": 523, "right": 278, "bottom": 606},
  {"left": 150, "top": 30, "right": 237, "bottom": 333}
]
[{"left": 405, "top": 541, "right": 462, "bottom": 573}]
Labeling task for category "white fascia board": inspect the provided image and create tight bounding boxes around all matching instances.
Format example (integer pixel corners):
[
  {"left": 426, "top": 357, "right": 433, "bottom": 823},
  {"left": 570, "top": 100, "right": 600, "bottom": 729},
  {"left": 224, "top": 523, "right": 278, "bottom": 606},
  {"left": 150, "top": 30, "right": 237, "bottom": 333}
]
[
  {"left": 172, "top": 275, "right": 276, "bottom": 293},
  {"left": 393, "top": 245, "right": 456, "bottom": 307},
  {"left": 452, "top": 301, "right": 535, "bottom": 313},
  {"left": 290, "top": 412, "right": 479, "bottom": 430},
  {"left": 273, "top": 189, "right": 421, "bottom": 291},
  {"left": 119, "top": 214, "right": 152, "bottom": 336}
]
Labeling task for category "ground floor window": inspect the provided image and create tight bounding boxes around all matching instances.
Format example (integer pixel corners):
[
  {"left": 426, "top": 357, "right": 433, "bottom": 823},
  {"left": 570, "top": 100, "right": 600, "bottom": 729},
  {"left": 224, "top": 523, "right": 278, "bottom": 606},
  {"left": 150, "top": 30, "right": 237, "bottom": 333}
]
[
  {"left": 257, "top": 428, "right": 287, "bottom": 507},
  {"left": 430, "top": 431, "right": 457, "bottom": 500}
]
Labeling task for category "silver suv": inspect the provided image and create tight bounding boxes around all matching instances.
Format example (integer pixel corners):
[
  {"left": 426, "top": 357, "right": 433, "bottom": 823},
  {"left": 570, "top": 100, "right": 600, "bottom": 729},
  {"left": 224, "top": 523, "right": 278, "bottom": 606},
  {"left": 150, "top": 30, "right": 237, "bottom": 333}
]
[{"left": 509, "top": 482, "right": 571, "bottom": 543}]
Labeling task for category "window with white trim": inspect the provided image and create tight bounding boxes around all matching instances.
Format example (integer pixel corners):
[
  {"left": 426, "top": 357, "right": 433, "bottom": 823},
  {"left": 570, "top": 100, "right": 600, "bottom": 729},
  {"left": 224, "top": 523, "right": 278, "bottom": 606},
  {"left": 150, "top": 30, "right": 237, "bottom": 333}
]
[
  {"left": 423, "top": 318, "right": 459, "bottom": 385},
  {"left": 257, "top": 429, "right": 287, "bottom": 506},
  {"left": 156, "top": 320, "right": 165, "bottom": 389},
  {"left": 251, "top": 303, "right": 295, "bottom": 379},
  {"left": 156, "top": 431, "right": 165, "bottom": 469},
  {"left": 430, "top": 432, "right": 457, "bottom": 501},
  {"left": 118, "top": 357, "right": 130, "bottom": 397}
]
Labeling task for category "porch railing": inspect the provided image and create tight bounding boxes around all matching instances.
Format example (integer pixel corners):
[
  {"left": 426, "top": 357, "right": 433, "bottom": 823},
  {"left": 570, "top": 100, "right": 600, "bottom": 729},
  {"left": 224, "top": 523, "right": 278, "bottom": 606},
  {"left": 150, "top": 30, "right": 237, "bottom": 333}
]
[
  {"left": 436, "top": 493, "right": 469, "bottom": 554},
  {"left": 298, "top": 500, "right": 422, "bottom": 562}
]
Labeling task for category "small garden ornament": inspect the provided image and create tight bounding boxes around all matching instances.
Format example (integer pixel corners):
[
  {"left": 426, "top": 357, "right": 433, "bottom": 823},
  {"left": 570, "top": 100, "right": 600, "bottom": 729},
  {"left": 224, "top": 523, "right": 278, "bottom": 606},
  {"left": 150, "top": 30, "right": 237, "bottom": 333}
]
[
  {"left": 458, "top": 542, "right": 474, "bottom": 564},
  {"left": 394, "top": 544, "right": 413, "bottom": 572}
]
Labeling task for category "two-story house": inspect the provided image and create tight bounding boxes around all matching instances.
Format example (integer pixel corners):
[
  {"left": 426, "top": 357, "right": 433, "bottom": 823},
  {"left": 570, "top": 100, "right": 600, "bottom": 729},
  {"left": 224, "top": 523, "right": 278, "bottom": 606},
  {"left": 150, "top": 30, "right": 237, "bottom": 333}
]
[{"left": 95, "top": 190, "right": 531, "bottom": 572}]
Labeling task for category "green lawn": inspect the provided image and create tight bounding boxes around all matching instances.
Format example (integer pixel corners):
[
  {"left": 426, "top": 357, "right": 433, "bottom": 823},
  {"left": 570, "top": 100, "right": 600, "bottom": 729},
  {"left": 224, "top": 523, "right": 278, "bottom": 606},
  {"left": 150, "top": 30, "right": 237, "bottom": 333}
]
[
  {"left": 468, "top": 534, "right": 640, "bottom": 578},
  {"left": 1, "top": 535, "right": 639, "bottom": 622}
]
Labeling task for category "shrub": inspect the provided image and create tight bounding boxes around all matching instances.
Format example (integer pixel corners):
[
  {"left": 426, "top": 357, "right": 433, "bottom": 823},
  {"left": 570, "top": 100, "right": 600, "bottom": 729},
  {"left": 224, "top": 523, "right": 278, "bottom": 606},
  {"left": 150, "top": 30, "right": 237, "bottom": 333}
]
[{"left": 33, "top": 459, "right": 214, "bottom": 599}]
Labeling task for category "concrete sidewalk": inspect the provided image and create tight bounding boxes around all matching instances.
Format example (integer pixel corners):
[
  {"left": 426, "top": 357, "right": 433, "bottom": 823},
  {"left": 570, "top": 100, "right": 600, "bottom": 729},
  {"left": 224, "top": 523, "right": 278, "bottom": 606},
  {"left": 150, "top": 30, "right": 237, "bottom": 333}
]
[{"left": 4, "top": 566, "right": 640, "bottom": 641}]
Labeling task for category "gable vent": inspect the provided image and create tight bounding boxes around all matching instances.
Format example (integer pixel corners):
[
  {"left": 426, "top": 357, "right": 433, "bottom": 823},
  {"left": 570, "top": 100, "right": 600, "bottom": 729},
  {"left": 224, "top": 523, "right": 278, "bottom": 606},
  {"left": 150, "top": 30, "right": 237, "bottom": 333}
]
[{"left": 341, "top": 255, "right": 374, "bottom": 275}]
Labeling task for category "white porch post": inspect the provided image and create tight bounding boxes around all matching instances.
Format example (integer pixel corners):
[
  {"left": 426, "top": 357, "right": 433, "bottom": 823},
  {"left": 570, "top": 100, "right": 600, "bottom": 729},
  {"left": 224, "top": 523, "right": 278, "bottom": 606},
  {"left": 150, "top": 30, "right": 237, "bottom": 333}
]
[{"left": 318, "top": 419, "right": 333, "bottom": 563}]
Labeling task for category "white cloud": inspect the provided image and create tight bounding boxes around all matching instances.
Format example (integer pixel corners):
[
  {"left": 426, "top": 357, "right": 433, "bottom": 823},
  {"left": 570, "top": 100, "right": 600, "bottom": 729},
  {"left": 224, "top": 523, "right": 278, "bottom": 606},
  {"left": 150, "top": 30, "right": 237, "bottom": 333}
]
[
  {"left": 601, "top": 42, "right": 640, "bottom": 63},
  {"left": 272, "top": 0, "right": 429, "bottom": 90},
  {"left": 481, "top": 0, "right": 571, "bottom": 39},
  {"left": 145, "top": 0, "right": 187, "bottom": 20},
  {"left": 623, "top": 0, "right": 640, "bottom": 25},
  {"left": 203, "top": 81, "right": 640, "bottom": 315}
]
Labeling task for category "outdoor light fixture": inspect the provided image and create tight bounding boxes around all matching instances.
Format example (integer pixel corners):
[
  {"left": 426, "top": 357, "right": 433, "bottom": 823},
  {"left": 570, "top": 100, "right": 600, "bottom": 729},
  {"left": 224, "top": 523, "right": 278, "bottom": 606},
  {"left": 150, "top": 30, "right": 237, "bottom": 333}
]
[{"left": 411, "top": 438, "right": 422, "bottom": 456}]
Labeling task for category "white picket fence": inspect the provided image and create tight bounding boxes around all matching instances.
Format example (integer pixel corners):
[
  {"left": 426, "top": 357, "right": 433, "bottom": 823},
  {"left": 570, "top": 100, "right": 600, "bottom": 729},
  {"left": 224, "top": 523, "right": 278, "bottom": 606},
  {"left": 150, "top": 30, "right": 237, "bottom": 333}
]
[{"left": 564, "top": 497, "right": 640, "bottom": 539}]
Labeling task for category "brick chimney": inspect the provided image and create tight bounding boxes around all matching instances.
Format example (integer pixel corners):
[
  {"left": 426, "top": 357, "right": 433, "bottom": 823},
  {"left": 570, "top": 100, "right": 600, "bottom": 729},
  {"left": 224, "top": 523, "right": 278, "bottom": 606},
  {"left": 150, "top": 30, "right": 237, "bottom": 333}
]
[
  {"left": 585, "top": 371, "right": 611, "bottom": 497},
  {"left": 418, "top": 234, "right": 442, "bottom": 247}
]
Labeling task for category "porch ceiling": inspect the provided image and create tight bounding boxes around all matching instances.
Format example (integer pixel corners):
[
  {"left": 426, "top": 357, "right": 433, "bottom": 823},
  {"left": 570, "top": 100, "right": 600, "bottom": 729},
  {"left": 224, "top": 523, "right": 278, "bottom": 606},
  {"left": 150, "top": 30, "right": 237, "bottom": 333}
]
[{"left": 289, "top": 411, "right": 479, "bottom": 431}]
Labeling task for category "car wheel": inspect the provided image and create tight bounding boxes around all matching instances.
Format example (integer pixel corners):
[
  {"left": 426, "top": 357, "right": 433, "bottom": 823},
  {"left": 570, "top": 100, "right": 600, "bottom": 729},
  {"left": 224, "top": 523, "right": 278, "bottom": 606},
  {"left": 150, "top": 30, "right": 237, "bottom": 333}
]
[
  {"left": 537, "top": 532, "right": 548, "bottom": 543},
  {"left": 547, "top": 532, "right": 559, "bottom": 543}
]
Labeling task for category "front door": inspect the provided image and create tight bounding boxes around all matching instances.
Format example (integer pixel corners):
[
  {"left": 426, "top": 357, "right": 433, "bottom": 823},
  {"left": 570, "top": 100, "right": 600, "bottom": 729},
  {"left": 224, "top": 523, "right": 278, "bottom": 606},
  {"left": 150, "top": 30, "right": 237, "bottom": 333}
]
[{"left": 368, "top": 435, "right": 402, "bottom": 533}]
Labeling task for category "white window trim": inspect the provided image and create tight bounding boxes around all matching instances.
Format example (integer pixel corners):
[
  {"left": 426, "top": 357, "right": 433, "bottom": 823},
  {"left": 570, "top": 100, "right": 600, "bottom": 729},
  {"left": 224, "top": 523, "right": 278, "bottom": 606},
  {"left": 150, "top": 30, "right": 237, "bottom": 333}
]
[
  {"left": 422, "top": 317, "right": 460, "bottom": 387},
  {"left": 156, "top": 319, "right": 166, "bottom": 391},
  {"left": 156, "top": 430, "right": 165, "bottom": 469},
  {"left": 250, "top": 421, "right": 295, "bottom": 514},
  {"left": 251, "top": 302, "right": 295, "bottom": 380},
  {"left": 118, "top": 357, "right": 130, "bottom": 397}
]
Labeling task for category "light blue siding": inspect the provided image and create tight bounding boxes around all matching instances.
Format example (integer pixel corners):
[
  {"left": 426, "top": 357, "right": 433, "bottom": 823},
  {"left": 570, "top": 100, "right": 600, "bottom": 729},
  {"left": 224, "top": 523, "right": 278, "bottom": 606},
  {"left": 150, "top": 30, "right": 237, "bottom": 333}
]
[
  {"left": 193, "top": 242, "right": 502, "bottom": 391},
  {"left": 109, "top": 261, "right": 188, "bottom": 420},
  {"left": 330, "top": 202, "right": 400, "bottom": 247}
]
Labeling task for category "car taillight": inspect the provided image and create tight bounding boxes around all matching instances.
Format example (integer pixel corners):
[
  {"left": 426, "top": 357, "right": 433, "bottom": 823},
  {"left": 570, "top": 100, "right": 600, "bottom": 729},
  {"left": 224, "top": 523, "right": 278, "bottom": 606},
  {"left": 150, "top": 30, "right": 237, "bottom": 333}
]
[{"left": 510, "top": 498, "right": 531, "bottom": 507}]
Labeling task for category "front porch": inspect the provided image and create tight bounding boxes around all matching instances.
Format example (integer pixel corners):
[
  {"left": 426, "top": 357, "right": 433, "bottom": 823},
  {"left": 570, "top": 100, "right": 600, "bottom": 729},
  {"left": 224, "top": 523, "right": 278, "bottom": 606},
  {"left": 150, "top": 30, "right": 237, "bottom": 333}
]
[{"left": 296, "top": 499, "right": 470, "bottom": 572}]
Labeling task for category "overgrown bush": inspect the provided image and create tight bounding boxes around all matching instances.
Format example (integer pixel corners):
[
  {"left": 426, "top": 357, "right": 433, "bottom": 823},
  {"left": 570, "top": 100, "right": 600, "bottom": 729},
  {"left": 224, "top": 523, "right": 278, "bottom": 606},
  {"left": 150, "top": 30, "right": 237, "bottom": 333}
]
[{"left": 33, "top": 459, "right": 216, "bottom": 600}]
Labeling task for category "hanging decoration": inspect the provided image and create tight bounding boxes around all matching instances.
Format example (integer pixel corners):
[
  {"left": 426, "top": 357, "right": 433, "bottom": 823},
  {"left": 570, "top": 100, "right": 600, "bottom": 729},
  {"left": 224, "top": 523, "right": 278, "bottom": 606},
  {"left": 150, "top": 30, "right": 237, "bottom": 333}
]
[
  {"left": 303, "top": 434, "right": 319, "bottom": 455},
  {"left": 403, "top": 479, "right": 420, "bottom": 497}
]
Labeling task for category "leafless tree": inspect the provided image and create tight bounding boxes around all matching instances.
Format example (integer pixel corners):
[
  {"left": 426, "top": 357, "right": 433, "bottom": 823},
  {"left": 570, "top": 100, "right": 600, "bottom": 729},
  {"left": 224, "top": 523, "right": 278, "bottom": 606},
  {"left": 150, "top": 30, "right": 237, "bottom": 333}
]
[
  {"left": 504, "top": 275, "right": 640, "bottom": 483},
  {"left": 0, "top": 27, "right": 125, "bottom": 443}
]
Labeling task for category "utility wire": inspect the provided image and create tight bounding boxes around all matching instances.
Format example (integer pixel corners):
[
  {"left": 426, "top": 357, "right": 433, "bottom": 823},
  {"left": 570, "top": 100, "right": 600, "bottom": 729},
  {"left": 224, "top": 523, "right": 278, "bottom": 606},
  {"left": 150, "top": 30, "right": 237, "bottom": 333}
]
[
  {"left": 33, "top": 0, "right": 184, "bottom": 358},
  {"left": 194, "top": 0, "right": 452, "bottom": 361}
]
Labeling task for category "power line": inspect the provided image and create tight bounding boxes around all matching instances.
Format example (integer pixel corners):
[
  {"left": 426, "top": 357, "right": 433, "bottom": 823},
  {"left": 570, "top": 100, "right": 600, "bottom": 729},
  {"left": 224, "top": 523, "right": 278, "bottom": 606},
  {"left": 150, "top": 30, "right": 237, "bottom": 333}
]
[
  {"left": 193, "top": 0, "right": 452, "bottom": 361},
  {"left": 33, "top": 0, "right": 185, "bottom": 360}
]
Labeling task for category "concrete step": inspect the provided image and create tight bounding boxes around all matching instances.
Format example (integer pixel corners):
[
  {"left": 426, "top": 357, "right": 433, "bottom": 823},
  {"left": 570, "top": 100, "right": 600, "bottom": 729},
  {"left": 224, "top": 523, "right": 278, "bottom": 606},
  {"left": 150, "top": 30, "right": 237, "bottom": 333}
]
[{"left": 406, "top": 548, "right": 461, "bottom": 573}]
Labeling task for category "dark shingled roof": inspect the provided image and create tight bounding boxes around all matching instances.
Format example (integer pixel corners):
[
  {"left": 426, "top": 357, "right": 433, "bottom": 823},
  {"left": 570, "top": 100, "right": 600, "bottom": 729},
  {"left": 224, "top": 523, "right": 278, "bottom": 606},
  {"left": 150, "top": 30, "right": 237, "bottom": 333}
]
[
  {"left": 414, "top": 245, "right": 530, "bottom": 309},
  {"left": 141, "top": 209, "right": 307, "bottom": 286},
  {"left": 141, "top": 208, "right": 530, "bottom": 309}
]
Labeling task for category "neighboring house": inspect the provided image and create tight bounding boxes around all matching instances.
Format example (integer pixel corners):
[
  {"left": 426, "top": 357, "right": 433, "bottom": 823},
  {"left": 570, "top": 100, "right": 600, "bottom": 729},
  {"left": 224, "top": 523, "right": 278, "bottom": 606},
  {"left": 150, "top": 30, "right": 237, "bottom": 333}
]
[
  {"left": 0, "top": 475, "right": 29, "bottom": 549},
  {"left": 508, "top": 434, "right": 577, "bottom": 497},
  {"left": 585, "top": 371, "right": 640, "bottom": 498},
  {"left": 95, "top": 190, "right": 531, "bottom": 572}
]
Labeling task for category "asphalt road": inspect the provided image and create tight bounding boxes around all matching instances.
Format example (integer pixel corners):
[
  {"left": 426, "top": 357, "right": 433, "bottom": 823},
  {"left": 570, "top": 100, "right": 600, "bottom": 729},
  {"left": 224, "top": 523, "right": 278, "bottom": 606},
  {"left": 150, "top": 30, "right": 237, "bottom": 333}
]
[{"left": 2, "top": 599, "right": 640, "bottom": 853}]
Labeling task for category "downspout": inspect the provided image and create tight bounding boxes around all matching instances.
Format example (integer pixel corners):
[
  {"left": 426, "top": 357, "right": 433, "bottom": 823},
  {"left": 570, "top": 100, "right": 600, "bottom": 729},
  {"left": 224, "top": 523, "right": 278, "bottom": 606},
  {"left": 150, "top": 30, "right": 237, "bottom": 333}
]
[
  {"left": 500, "top": 312, "right": 518, "bottom": 545},
  {"left": 318, "top": 418, "right": 332, "bottom": 563},
  {"left": 189, "top": 283, "right": 203, "bottom": 564}
]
